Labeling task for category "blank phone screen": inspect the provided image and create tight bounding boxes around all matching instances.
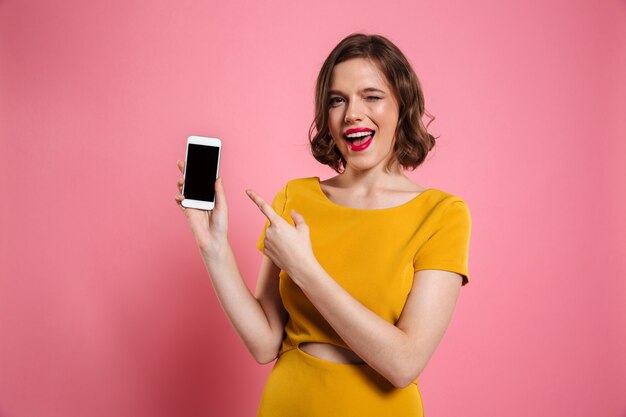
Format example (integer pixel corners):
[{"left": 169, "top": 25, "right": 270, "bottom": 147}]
[{"left": 184, "top": 144, "right": 219, "bottom": 202}]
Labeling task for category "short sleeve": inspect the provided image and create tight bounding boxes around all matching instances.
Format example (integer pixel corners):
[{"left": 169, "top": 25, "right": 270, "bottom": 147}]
[
  {"left": 255, "top": 184, "right": 288, "bottom": 253},
  {"left": 413, "top": 200, "right": 472, "bottom": 286}
]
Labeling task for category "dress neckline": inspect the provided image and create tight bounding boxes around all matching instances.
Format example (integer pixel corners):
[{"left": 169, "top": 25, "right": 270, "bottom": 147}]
[{"left": 313, "top": 176, "right": 433, "bottom": 212}]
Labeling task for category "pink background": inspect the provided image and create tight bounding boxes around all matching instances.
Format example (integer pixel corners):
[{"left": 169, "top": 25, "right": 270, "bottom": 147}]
[{"left": 1, "top": 0, "right": 625, "bottom": 416}]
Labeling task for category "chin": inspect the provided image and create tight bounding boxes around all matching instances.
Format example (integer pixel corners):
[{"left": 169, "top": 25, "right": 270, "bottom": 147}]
[{"left": 346, "top": 160, "right": 377, "bottom": 172}]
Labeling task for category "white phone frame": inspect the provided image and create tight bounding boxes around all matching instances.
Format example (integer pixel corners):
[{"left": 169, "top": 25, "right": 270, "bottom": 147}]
[{"left": 181, "top": 135, "right": 222, "bottom": 211}]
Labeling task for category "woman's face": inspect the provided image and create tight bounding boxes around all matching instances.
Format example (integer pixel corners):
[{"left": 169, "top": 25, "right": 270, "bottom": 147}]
[{"left": 327, "top": 58, "right": 400, "bottom": 173}]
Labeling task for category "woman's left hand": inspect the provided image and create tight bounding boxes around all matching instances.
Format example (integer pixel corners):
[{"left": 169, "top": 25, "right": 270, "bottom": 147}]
[{"left": 246, "top": 189, "right": 318, "bottom": 282}]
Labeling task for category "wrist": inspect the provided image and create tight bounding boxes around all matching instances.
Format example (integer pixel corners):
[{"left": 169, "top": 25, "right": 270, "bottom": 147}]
[
  {"left": 199, "top": 237, "right": 231, "bottom": 262},
  {"left": 291, "top": 256, "right": 323, "bottom": 288}
]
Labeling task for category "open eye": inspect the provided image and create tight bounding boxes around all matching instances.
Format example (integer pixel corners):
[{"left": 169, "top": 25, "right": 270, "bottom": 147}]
[{"left": 329, "top": 97, "right": 344, "bottom": 107}]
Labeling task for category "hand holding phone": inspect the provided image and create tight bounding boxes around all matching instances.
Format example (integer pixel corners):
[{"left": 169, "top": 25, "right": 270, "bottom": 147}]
[
  {"left": 175, "top": 136, "right": 228, "bottom": 254},
  {"left": 181, "top": 136, "right": 222, "bottom": 210}
]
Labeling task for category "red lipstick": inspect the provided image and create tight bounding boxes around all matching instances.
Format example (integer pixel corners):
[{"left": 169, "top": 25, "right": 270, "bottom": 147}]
[
  {"left": 344, "top": 127, "right": 374, "bottom": 136},
  {"left": 344, "top": 127, "right": 375, "bottom": 151}
]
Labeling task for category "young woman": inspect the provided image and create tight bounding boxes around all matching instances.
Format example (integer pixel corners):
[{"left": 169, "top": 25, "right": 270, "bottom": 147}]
[{"left": 175, "top": 33, "right": 471, "bottom": 417}]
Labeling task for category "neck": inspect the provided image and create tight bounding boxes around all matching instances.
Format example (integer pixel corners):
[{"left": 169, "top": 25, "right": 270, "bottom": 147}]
[{"left": 338, "top": 160, "right": 406, "bottom": 192}]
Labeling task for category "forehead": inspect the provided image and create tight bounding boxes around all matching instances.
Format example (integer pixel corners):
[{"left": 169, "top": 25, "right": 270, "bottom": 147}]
[{"left": 329, "top": 58, "right": 390, "bottom": 91}]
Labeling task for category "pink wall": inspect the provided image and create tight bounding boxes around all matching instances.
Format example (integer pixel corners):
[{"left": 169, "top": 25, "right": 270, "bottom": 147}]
[{"left": 1, "top": 1, "right": 624, "bottom": 416}]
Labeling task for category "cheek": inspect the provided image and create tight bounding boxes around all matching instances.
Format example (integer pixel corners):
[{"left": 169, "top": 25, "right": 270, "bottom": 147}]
[
  {"left": 375, "top": 107, "right": 399, "bottom": 132},
  {"left": 370, "top": 103, "right": 390, "bottom": 118},
  {"left": 328, "top": 110, "right": 342, "bottom": 125},
  {"left": 327, "top": 113, "right": 344, "bottom": 137}
]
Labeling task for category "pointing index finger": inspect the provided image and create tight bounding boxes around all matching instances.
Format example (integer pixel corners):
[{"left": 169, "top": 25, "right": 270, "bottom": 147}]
[{"left": 246, "top": 189, "right": 283, "bottom": 225}]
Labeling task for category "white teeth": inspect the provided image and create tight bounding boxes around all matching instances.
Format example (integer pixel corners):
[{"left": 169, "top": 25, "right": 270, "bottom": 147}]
[{"left": 345, "top": 131, "right": 373, "bottom": 138}]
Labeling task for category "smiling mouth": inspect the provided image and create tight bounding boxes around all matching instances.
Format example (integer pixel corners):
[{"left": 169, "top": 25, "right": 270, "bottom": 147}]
[{"left": 345, "top": 132, "right": 374, "bottom": 151}]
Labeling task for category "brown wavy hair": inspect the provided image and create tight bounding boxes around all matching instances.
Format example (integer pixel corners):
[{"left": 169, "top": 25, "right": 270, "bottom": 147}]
[{"left": 309, "top": 33, "right": 436, "bottom": 173}]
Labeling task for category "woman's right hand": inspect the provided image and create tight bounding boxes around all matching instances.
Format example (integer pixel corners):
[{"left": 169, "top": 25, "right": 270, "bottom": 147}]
[{"left": 175, "top": 160, "right": 229, "bottom": 256}]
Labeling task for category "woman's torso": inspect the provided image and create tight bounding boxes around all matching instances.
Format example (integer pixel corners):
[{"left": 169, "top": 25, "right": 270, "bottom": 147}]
[
  {"left": 256, "top": 175, "right": 470, "bottom": 389},
  {"left": 300, "top": 176, "right": 428, "bottom": 365}
]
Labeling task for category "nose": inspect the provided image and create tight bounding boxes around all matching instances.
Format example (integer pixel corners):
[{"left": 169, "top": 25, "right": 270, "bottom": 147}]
[{"left": 344, "top": 99, "right": 364, "bottom": 124}]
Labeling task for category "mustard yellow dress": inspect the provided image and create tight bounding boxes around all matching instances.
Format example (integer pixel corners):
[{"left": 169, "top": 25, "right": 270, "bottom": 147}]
[{"left": 255, "top": 177, "right": 471, "bottom": 417}]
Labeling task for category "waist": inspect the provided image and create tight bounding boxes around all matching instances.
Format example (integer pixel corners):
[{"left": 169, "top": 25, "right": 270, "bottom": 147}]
[{"left": 296, "top": 342, "right": 365, "bottom": 364}]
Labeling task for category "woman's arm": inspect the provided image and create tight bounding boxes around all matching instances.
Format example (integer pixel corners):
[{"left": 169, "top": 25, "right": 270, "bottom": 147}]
[
  {"left": 175, "top": 161, "right": 286, "bottom": 364},
  {"left": 200, "top": 246, "right": 287, "bottom": 364},
  {"left": 294, "top": 264, "right": 462, "bottom": 388}
]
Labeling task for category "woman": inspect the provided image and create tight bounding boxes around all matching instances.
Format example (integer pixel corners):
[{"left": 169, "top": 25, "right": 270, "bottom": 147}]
[{"left": 175, "top": 33, "right": 471, "bottom": 417}]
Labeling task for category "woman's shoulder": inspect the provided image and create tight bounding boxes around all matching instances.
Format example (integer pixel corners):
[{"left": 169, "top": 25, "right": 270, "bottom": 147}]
[
  {"left": 281, "top": 176, "right": 320, "bottom": 190},
  {"left": 426, "top": 187, "right": 468, "bottom": 204},
  {"left": 423, "top": 189, "right": 471, "bottom": 226},
  {"left": 268, "top": 177, "right": 319, "bottom": 202},
  {"left": 392, "top": 176, "right": 469, "bottom": 210}
]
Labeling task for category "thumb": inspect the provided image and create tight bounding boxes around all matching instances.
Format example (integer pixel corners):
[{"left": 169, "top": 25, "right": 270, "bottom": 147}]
[
  {"left": 290, "top": 210, "right": 307, "bottom": 230},
  {"left": 214, "top": 177, "right": 228, "bottom": 211}
]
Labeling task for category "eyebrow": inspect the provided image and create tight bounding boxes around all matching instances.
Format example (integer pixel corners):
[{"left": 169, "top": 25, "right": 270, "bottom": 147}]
[{"left": 328, "top": 87, "right": 387, "bottom": 95}]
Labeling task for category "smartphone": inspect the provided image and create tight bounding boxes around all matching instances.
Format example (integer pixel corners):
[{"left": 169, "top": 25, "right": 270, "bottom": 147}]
[{"left": 181, "top": 136, "right": 222, "bottom": 210}]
